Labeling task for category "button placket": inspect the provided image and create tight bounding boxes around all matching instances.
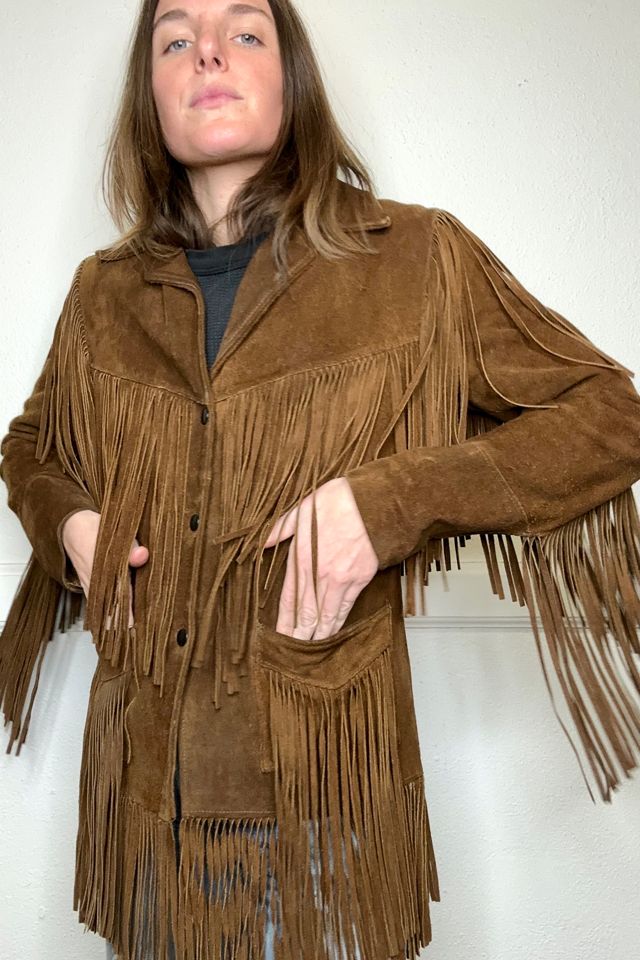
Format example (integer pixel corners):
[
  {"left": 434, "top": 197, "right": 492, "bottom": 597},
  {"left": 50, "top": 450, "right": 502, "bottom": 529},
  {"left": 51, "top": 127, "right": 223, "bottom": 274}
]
[
  {"left": 189, "top": 405, "right": 206, "bottom": 536},
  {"left": 176, "top": 404, "right": 207, "bottom": 651}
]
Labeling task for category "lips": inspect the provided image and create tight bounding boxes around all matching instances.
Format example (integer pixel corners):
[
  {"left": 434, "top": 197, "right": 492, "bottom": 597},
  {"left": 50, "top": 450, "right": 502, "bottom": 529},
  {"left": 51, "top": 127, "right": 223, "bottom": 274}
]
[
  {"left": 190, "top": 85, "right": 241, "bottom": 107},
  {"left": 193, "top": 93, "right": 239, "bottom": 108}
]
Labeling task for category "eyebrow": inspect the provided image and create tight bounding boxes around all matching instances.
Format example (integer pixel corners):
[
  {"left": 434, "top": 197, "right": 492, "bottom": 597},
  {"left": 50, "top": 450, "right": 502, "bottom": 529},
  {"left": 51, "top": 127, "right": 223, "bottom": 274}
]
[{"left": 152, "top": 3, "right": 273, "bottom": 32}]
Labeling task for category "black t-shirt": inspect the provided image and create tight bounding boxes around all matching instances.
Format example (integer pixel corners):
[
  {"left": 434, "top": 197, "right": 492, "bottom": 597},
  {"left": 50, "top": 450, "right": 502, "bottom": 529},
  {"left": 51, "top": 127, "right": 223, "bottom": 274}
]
[{"left": 185, "top": 230, "right": 270, "bottom": 370}]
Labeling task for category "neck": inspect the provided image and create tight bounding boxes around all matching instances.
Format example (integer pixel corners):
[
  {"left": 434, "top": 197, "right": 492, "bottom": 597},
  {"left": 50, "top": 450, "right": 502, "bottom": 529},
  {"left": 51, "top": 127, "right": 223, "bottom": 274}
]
[{"left": 187, "top": 158, "right": 266, "bottom": 245}]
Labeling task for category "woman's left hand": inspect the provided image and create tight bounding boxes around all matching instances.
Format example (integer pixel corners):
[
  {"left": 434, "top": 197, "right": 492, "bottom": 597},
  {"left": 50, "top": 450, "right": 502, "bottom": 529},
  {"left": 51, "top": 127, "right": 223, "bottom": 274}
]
[{"left": 262, "top": 477, "right": 380, "bottom": 641}]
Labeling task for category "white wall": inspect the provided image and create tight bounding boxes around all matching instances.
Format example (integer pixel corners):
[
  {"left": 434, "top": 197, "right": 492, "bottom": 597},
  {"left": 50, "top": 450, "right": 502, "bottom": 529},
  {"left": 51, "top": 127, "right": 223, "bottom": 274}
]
[{"left": 1, "top": 1, "right": 639, "bottom": 958}]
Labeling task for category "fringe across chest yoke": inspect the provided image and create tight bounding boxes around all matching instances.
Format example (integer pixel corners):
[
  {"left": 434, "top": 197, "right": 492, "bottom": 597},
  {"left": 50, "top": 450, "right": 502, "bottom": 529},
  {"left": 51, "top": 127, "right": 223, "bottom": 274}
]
[{"left": 2, "top": 180, "right": 640, "bottom": 960}]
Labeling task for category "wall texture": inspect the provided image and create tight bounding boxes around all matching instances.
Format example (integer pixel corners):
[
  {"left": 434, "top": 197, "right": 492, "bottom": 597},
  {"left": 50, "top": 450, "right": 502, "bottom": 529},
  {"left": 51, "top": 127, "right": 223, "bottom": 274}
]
[{"left": 1, "top": 1, "right": 639, "bottom": 958}]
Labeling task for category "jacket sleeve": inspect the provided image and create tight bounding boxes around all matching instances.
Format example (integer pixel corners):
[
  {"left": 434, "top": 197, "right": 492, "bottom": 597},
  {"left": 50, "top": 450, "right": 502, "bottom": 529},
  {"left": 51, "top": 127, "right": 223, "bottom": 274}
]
[
  {"left": 1, "top": 256, "right": 100, "bottom": 756},
  {"left": 0, "top": 260, "right": 99, "bottom": 592},
  {"left": 343, "top": 209, "right": 640, "bottom": 804},
  {"left": 344, "top": 208, "right": 640, "bottom": 569}
]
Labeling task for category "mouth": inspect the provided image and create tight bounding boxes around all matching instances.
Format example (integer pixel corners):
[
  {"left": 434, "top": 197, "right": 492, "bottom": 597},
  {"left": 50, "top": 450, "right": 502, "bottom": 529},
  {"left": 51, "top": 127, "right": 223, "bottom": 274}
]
[{"left": 192, "top": 93, "right": 240, "bottom": 109}]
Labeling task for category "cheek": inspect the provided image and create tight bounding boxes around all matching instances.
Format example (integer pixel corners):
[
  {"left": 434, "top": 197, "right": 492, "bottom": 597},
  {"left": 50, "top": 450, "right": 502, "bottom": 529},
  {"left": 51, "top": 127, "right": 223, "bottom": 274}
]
[
  {"left": 260, "top": 63, "right": 284, "bottom": 124},
  {"left": 151, "top": 69, "right": 180, "bottom": 129}
]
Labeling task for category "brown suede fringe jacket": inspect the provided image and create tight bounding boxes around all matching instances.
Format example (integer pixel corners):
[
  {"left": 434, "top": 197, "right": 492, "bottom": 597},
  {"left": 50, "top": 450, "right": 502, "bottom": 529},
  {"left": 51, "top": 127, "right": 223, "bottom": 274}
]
[{"left": 2, "top": 179, "right": 640, "bottom": 960}]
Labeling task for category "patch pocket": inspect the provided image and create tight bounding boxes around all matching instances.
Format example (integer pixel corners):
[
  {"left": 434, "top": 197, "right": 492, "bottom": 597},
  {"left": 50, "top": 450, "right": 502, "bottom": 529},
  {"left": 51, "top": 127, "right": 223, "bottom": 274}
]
[
  {"left": 251, "top": 599, "right": 395, "bottom": 774},
  {"left": 255, "top": 598, "right": 393, "bottom": 688},
  {"left": 251, "top": 599, "right": 417, "bottom": 959}
]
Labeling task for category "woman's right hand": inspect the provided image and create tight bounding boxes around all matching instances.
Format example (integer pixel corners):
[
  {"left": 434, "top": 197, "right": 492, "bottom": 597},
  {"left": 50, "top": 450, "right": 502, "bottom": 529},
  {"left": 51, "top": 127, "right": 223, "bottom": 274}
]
[{"left": 61, "top": 509, "right": 149, "bottom": 628}]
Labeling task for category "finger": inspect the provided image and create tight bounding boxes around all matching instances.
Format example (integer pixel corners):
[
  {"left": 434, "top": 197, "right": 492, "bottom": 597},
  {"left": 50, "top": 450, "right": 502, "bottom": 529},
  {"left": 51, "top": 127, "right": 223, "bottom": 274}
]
[
  {"left": 276, "top": 530, "right": 318, "bottom": 641},
  {"left": 312, "top": 560, "right": 364, "bottom": 639},
  {"left": 129, "top": 536, "right": 149, "bottom": 566},
  {"left": 263, "top": 507, "right": 295, "bottom": 549},
  {"left": 311, "top": 582, "right": 355, "bottom": 640}
]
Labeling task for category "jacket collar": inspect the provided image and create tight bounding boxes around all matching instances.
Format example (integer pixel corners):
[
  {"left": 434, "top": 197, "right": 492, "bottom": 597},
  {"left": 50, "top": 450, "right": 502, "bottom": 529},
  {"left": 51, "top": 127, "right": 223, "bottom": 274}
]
[{"left": 94, "top": 181, "right": 391, "bottom": 380}]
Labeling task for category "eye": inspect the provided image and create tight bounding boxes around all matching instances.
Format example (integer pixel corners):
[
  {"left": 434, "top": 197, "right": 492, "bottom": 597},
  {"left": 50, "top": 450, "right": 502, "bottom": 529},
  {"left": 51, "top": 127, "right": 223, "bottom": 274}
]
[
  {"left": 164, "top": 38, "right": 192, "bottom": 54},
  {"left": 236, "top": 33, "right": 262, "bottom": 46}
]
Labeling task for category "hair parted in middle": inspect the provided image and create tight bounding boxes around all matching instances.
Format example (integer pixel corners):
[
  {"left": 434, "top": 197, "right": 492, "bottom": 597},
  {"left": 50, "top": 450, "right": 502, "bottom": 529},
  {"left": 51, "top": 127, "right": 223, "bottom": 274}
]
[{"left": 101, "top": 0, "right": 386, "bottom": 277}]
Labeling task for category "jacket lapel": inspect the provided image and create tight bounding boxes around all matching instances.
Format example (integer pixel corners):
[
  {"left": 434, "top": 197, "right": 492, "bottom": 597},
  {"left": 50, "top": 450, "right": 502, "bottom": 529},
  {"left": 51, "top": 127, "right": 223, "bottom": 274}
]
[
  {"left": 140, "top": 228, "right": 318, "bottom": 389},
  {"left": 98, "top": 182, "right": 391, "bottom": 397}
]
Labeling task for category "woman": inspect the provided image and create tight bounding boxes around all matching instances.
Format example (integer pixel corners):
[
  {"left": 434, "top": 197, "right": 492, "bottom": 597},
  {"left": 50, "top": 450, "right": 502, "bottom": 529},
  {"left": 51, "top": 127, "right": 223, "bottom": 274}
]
[{"left": 1, "top": 0, "right": 640, "bottom": 958}]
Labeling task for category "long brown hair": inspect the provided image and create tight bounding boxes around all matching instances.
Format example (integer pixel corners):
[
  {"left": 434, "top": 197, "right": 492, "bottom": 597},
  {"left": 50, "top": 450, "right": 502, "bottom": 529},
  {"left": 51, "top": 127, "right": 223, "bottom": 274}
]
[{"left": 101, "top": 0, "right": 385, "bottom": 276}]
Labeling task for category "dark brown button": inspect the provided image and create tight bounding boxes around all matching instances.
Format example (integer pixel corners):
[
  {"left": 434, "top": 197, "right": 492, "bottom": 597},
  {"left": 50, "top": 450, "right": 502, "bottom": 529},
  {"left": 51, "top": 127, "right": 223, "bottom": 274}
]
[
  {"left": 201, "top": 406, "right": 209, "bottom": 425},
  {"left": 176, "top": 628, "right": 188, "bottom": 647},
  {"left": 190, "top": 513, "right": 200, "bottom": 531}
]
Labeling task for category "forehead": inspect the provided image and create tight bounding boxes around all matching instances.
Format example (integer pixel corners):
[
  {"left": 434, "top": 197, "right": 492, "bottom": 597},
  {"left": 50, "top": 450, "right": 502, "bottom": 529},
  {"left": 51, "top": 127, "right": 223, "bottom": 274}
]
[{"left": 153, "top": 0, "right": 273, "bottom": 20}]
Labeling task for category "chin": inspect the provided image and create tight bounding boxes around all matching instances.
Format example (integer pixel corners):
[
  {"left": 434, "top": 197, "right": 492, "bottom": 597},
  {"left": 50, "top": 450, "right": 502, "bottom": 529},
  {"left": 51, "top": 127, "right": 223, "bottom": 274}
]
[{"left": 202, "top": 144, "right": 275, "bottom": 167}]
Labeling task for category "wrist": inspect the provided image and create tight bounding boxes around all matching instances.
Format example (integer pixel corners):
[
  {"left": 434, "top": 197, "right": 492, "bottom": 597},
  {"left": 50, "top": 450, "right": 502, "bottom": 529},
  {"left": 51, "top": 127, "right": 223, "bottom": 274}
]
[{"left": 62, "top": 508, "right": 99, "bottom": 543}]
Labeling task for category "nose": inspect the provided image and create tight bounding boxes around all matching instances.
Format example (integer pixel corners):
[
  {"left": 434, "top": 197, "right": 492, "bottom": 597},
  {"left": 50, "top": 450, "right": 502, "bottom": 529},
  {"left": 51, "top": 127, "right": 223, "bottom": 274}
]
[
  {"left": 198, "top": 52, "right": 223, "bottom": 68},
  {"left": 195, "top": 32, "right": 227, "bottom": 71}
]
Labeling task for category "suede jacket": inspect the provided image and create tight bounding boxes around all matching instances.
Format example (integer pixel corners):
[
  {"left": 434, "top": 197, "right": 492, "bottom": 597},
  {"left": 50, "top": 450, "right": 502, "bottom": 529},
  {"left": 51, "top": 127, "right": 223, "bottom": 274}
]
[{"left": 2, "top": 179, "right": 640, "bottom": 960}]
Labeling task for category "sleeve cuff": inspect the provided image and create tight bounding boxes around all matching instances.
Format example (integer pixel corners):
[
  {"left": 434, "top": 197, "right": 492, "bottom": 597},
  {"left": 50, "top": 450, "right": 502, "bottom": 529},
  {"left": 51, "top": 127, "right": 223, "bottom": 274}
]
[
  {"left": 20, "top": 474, "right": 98, "bottom": 591},
  {"left": 343, "top": 439, "right": 529, "bottom": 570}
]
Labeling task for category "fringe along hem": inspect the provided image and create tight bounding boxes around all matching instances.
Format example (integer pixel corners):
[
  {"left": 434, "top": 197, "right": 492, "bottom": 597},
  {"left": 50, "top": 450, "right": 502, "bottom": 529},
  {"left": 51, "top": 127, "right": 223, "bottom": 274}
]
[
  {"left": 74, "top": 602, "right": 440, "bottom": 960},
  {"left": 252, "top": 598, "right": 440, "bottom": 959},
  {"left": 74, "top": 784, "right": 439, "bottom": 960}
]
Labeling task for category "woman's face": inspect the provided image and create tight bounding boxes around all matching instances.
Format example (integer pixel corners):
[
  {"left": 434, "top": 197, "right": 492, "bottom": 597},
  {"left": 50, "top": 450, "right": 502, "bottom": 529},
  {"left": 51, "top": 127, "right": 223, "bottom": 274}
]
[{"left": 151, "top": 0, "right": 284, "bottom": 169}]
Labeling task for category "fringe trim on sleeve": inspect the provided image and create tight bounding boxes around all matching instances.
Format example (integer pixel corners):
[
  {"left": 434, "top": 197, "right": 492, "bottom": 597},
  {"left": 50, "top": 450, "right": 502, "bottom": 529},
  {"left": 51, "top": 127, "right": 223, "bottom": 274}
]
[
  {"left": 35, "top": 260, "right": 100, "bottom": 497},
  {"left": 1, "top": 555, "right": 59, "bottom": 754},
  {"left": 0, "top": 552, "right": 85, "bottom": 756},
  {"left": 2, "top": 256, "right": 194, "bottom": 749},
  {"left": 8, "top": 251, "right": 195, "bottom": 708},
  {"left": 380, "top": 209, "right": 640, "bottom": 803},
  {"left": 519, "top": 490, "right": 640, "bottom": 803},
  {"left": 1, "top": 261, "right": 93, "bottom": 753}
]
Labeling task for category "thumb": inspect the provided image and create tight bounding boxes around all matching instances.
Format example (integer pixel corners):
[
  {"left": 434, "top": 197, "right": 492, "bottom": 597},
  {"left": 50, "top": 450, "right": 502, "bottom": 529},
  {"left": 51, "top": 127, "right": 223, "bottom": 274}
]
[
  {"left": 129, "top": 536, "right": 149, "bottom": 567},
  {"left": 263, "top": 506, "right": 297, "bottom": 549}
]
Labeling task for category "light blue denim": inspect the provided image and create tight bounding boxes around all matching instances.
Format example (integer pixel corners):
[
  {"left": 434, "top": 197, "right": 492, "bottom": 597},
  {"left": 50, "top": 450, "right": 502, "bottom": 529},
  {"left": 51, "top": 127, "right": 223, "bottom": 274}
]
[
  {"left": 105, "top": 756, "right": 362, "bottom": 959},
  {"left": 105, "top": 754, "right": 281, "bottom": 959}
]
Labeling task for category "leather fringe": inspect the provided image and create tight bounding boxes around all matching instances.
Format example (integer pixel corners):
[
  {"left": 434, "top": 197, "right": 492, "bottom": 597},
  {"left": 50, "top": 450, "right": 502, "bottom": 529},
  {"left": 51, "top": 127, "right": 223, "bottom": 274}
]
[
  {"left": 256, "top": 603, "right": 439, "bottom": 960},
  {"left": 519, "top": 489, "right": 640, "bottom": 803},
  {"left": 198, "top": 340, "right": 421, "bottom": 705},
  {"left": 74, "top": 668, "right": 130, "bottom": 941},
  {"left": 76, "top": 785, "right": 436, "bottom": 960},
  {"left": 5, "top": 208, "right": 639, "bottom": 812},
  {"left": 5, "top": 292, "right": 423, "bottom": 730},
  {"left": 1, "top": 260, "right": 92, "bottom": 753},
  {"left": 174, "top": 815, "right": 277, "bottom": 960},
  {"left": 82, "top": 370, "right": 193, "bottom": 691},
  {"left": 390, "top": 210, "right": 640, "bottom": 803},
  {"left": 5, "top": 252, "right": 193, "bottom": 716},
  {"left": 74, "top": 605, "right": 438, "bottom": 959},
  {"left": 0, "top": 553, "right": 84, "bottom": 755},
  {"left": 35, "top": 258, "right": 100, "bottom": 497}
]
